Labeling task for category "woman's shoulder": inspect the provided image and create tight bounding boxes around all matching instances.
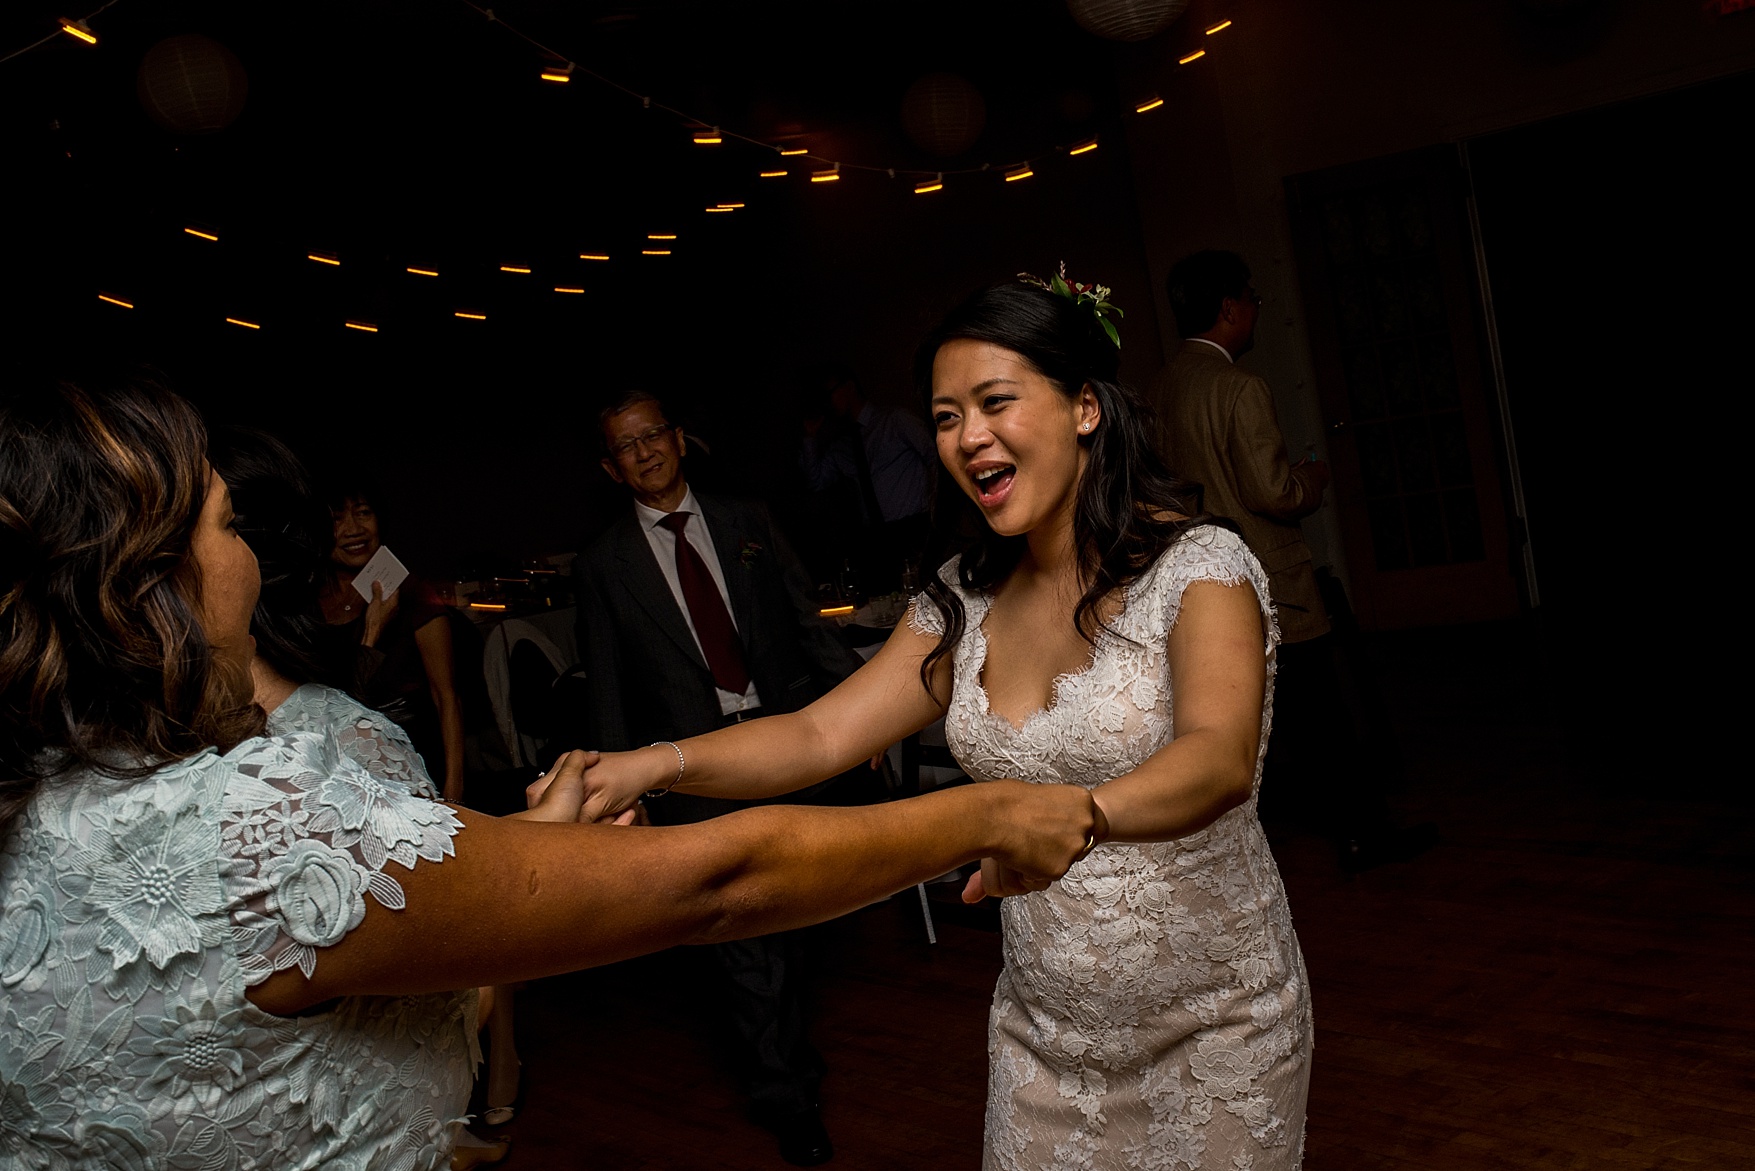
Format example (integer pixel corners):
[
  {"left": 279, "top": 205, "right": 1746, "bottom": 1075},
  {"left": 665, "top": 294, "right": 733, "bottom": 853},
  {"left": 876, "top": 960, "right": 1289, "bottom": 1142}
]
[
  {"left": 904, "top": 555, "right": 973, "bottom": 639},
  {"left": 1134, "top": 524, "right": 1277, "bottom": 640},
  {"left": 1131, "top": 524, "right": 1268, "bottom": 605},
  {"left": 270, "top": 684, "right": 437, "bottom": 799},
  {"left": 401, "top": 575, "right": 450, "bottom": 627},
  {"left": 1152, "top": 523, "right": 1260, "bottom": 578}
]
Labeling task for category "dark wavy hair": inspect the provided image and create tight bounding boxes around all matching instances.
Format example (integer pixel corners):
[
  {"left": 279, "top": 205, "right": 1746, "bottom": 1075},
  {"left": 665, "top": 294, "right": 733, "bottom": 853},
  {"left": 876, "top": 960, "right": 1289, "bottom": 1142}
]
[
  {"left": 208, "top": 425, "right": 330, "bottom": 687},
  {"left": 913, "top": 279, "right": 1211, "bottom": 694},
  {"left": 0, "top": 377, "right": 264, "bottom": 835}
]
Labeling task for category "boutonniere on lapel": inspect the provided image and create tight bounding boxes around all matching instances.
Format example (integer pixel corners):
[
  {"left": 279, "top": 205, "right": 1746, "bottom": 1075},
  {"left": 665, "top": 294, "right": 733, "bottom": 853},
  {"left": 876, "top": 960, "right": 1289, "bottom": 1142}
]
[{"left": 739, "top": 540, "right": 763, "bottom": 567}]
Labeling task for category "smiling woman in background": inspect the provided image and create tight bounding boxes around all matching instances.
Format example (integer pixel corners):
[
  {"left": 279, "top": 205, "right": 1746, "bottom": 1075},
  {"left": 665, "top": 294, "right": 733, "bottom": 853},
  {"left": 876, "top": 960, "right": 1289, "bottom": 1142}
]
[{"left": 319, "top": 484, "right": 467, "bottom": 802}]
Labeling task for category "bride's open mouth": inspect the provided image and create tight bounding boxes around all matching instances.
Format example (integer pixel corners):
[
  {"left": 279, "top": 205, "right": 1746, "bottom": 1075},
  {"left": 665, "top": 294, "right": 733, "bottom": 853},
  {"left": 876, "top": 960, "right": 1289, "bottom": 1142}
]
[{"left": 972, "top": 464, "right": 1016, "bottom": 507}]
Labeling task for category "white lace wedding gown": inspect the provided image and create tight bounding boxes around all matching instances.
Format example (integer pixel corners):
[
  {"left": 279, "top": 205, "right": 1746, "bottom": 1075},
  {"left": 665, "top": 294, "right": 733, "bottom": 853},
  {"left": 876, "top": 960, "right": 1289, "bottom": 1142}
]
[{"left": 912, "top": 526, "right": 1312, "bottom": 1170}]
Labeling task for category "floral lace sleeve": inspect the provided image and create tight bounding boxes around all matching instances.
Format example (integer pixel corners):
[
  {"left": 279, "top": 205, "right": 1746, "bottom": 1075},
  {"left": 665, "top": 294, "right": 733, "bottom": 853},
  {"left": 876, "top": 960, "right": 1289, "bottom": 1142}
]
[
  {"left": 218, "top": 731, "right": 462, "bottom": 987},
  {"left": 1155, "top": 525, "right": 1280, "bottom": 652},
  {"left": 265, "top": 684, "right": 439, "bottom": 800},
  {"left": 905, "top": 555, "right": 964, "bottom": 639}
]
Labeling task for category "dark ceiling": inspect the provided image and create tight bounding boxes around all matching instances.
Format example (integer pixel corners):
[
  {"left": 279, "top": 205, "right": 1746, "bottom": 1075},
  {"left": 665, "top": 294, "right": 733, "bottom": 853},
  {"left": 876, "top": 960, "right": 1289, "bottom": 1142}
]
[{"left": 1, "top": 1, "right": 1139, "bottom": 328}]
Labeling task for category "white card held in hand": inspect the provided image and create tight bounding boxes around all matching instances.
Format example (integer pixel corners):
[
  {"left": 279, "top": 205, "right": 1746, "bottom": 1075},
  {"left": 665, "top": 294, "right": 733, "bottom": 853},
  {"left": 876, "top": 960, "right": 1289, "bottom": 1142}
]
[{"left": 351, "top": 545, "right": 411, "bottom": 602}]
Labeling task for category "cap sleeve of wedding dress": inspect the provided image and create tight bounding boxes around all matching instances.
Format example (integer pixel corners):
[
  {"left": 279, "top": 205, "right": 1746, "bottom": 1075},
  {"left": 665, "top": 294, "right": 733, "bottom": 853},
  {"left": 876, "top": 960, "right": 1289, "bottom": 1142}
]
[
  {"left": 1140, "top": 524, "right": 1279, "bottom": 658},
  {"left": 904, "top": 554, "right": 968, "bottom": 640}
]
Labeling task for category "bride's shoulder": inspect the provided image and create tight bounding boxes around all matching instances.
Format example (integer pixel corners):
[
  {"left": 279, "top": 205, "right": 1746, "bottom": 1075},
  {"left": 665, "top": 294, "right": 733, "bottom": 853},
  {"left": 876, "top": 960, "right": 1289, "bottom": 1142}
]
[{"left": 1138, "top": 524, "right": 1262, "bottom": 595}]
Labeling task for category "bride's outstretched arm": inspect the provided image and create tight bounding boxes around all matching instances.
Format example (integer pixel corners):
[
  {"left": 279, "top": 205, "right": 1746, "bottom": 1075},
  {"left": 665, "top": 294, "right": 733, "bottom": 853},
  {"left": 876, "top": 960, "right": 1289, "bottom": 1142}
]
[{"left": 570, "top": 619, "right": 951, "bottom": 823}]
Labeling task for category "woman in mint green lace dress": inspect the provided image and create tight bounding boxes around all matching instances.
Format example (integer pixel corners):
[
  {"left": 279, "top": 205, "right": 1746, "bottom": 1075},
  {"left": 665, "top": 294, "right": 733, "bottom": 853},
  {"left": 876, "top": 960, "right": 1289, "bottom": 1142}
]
[{"left": 0, "top": 377, "right": 1105, "bottom": 1170}]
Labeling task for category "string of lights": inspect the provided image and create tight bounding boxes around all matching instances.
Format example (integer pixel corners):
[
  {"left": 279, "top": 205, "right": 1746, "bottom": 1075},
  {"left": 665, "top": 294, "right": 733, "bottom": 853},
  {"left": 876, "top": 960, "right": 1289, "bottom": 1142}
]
[
  {"left": 38, "top": 2, "right": 1238, "bottom": 333},
  {"left": 460, "top": 0, "right": 1238, "bottom": 189},
  {"left": 0, "top": 0, "right": 126, "bottom": 64}
]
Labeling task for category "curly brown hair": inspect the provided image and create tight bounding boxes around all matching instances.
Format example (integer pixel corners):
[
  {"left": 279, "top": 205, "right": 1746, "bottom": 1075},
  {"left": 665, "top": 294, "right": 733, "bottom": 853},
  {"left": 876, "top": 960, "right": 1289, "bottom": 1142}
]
[{"left": 0, "top": 377, "right": 264, "bottom": 835}]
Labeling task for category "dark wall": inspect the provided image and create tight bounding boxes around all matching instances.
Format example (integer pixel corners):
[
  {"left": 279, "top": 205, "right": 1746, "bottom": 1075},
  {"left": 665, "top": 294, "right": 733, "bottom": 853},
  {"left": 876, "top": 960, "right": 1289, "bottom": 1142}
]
[{"left": 1468, "top": 69, "right": 1750, "bottom": 781}]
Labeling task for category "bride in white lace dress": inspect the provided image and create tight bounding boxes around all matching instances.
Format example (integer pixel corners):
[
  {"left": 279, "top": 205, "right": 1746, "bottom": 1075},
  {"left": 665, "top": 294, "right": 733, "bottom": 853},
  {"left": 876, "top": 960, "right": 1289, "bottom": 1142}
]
[{"left": 576, "top": 276, "right": 1311, "bottom": 1168}]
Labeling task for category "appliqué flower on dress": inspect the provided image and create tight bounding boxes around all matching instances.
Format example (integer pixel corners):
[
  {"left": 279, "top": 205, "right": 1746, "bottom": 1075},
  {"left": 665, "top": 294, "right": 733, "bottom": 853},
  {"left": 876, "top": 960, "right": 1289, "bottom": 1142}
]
[
  {"left": 262, "top": 839, "right": 369, "bottom": 966},
  {"left": 77, "top": 803, "right": 227, "bottom": 974},
  {"left": 125, "top": 994, "right": 264, "bottom": 1119},
  {"left": 0, "top": 732, "right": 475, "bottom": 1170}
]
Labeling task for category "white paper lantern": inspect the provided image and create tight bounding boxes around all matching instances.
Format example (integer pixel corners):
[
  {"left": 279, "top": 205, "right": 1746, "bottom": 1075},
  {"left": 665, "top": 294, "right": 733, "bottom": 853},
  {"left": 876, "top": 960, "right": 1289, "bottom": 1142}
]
[
  {"left": 137, "top": 35, "right": 249, "bottom": 134},
  {"left": 900, "top": 73, "right": 986, "bottom": 159},
  {"left": 1064, "top": 0, "right": 1190, "bottom": 42}
]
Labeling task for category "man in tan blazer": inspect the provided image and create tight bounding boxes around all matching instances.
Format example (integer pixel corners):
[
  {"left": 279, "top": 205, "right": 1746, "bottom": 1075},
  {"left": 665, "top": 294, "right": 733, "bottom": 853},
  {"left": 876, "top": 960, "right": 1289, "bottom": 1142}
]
[
  {"left": 1150, "top": 251, "right": 1431, "bottom": 870},
  {"left": 1149, "top": 249, "right": 1333, "bottom": 644}
]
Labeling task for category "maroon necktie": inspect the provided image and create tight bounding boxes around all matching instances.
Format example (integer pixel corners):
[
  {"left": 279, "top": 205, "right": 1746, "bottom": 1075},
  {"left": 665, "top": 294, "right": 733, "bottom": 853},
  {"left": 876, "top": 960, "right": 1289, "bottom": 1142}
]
[{"left": 658, "top": 511, "right": 751, "bottom": 694}]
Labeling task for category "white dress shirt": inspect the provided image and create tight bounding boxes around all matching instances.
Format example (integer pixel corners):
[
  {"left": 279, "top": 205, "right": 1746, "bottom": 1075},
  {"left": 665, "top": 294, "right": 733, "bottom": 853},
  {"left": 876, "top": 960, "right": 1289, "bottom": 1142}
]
[
  {"left": 632, "top": 487, "right": 762, "bottom": 715},
  {"left": 1187, "top": 337, "right": 1234, "bottom": 363}
]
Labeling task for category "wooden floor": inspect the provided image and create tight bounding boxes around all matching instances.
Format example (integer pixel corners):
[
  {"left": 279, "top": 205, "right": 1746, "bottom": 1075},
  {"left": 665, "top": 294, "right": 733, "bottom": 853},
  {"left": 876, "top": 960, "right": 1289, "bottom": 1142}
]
[{"left": 486, "top": 620, "right": 1755, "bottom": 1169}]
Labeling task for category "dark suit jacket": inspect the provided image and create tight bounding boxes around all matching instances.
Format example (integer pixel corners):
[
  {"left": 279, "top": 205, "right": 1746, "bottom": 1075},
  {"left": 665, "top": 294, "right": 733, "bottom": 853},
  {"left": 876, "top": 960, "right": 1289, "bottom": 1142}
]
[{"left": 573, "top": 492, "right": 864, "bottom": 769}]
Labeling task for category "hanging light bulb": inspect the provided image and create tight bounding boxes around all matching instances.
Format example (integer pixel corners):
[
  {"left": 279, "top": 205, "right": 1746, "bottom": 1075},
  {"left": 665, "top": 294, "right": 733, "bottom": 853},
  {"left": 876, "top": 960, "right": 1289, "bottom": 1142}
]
[
  {"left": 647, "top": 233, "right": 677, "bottom": 240},
  {"left": 717, "top": 202, "right": 745, "bottom": 209},
  {"left": 183, "top": 226, "right": 219, "bottom": 241},
  {"left": 225, "top": 316, "right": 261, "bottom": 330},
  {"left": 778, "top": 146, "right": 809, "bottom": 156},
  {"left": 500, "top": 264, "right": 532, "bottom": 274},
  {"left": 1069, "top": 138, "right": 1099, "bottom": 156},
  {"left": 1206, "top": 19, "right": 1233, "bottom": 34},
  {"left": 642, "top": 249, "right": 672, "bottom": 256},
  {"left": 406, "top": 266, "right": 440, "bottom": 277},
  {"left": 554, "top": 286, "right": 585, "bottom": 294},
  {"left": 540, "top": 61, "right": 574, "bottom": 83},
  {"left": 759, "top": 169, "right": 787, "bottom": 178},
  {"left": 97, "top": 292, "right": 133, "bottom": 308},
  {"left": 344, "top": 321, "right": 378, "bottom": 333},
  {"left": 693, "top": 126, "right": 723, "bottom": 145},
  {"left": 454, "top": 310, "right": 487, "bottom": 321},
  {"left": 58, "top": 19, "right": 97, "bottom": 45},
  {"left": 914, "top": 174, "right": 943, "bottom": 195},
  {"left": 1004, "top": 164, "right": 1033, "bottom": 182},
  {"left": 308, "top": 252, "right": 340, "bottom": 266},
  {"left": 705, "top": 206, "right": 733, "bottom": 213},
  {"left": 1135, "top": 96, "right": 1164, "bottom": 113},
  {"left": 1178, "top": 49, "right": 1206, "bottom": 64},
  {"left": 810, "top": 163, "right": 840, "bottom": 183}
]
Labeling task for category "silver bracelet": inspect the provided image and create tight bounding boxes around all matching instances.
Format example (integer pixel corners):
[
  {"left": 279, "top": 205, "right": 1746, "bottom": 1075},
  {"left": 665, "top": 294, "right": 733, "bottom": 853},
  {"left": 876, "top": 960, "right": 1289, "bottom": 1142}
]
[{"left": 646, "top": 740, "right": 685, "bottom": 797}]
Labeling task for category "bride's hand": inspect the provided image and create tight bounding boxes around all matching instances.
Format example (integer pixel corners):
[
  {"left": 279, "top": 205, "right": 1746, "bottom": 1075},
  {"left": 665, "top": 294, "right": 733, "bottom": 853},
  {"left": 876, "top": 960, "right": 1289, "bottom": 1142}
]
[
  {"left": 513, "top": 750, "right": 600, "bottom": 823},
  {"left": 962, "top": 781, "right": 1108, "bottom": 902},
  {"left": 576, "top": 746, "right": 675, "bottom": 824}
]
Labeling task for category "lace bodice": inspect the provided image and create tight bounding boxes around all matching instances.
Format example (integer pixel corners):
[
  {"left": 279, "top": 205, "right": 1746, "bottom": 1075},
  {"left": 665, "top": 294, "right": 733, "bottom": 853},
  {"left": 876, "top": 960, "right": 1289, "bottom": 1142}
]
[
  {"left": 0, "top": 733, "right": 475, "bottom": 1170},
  {"left": 266, "top": 684, "right": 439, "bottom": 800},
  {"left": 911, "top": 527, "right": 1311, "bottom": 1170}
]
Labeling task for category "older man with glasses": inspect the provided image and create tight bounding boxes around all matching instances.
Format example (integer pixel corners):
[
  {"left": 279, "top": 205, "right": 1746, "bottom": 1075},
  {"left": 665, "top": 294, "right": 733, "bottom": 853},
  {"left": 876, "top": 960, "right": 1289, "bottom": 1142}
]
[{"left": 572, "top": 390, "right": 868, "bottom": 1166}]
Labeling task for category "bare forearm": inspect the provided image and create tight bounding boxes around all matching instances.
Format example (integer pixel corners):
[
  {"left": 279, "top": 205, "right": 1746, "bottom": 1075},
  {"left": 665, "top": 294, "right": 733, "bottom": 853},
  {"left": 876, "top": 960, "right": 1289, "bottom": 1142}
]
[
  {"left": 1091, "top": 731, "right": 1254, "bottom": 843},
  {"left": 252, "top": 784, "right": 1056, "bottom": 1009},
  {"left": 690, "top": 786, "right": 1016, "bottom": 941},
  {"left": 636, "top": 709, "right": 874, "bottom": 800}
]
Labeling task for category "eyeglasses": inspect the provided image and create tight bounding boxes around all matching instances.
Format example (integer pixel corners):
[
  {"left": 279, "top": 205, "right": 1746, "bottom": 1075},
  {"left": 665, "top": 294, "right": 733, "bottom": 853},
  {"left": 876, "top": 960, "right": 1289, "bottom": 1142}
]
[{"left": 608, "top": 423, "right": 676, "bottom": 458}]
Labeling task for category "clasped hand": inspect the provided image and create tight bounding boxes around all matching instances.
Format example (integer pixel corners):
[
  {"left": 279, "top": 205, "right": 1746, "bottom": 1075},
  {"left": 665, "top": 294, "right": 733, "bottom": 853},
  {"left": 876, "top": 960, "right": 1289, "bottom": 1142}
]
[{"left": 519, "top": 749, "right": 643, "bottom": 826}]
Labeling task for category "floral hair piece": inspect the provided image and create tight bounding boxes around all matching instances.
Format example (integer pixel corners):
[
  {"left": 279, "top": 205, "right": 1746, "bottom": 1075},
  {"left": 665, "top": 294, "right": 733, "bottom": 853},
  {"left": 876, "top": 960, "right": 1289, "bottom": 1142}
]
[{"left": 1018, "top": 261, "right": 1124, "bottom": 349}]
